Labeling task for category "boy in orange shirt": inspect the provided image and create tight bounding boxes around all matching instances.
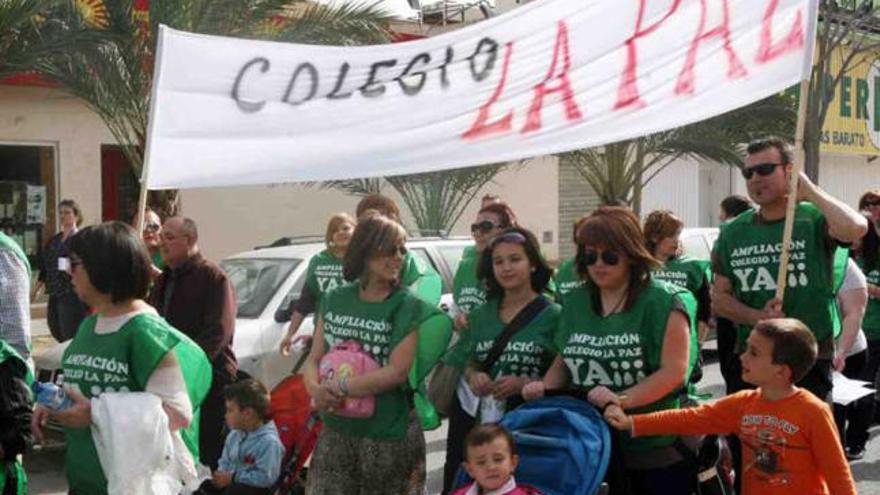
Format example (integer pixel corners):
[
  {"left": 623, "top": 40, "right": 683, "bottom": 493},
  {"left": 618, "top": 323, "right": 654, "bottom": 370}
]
[{"left": 605, "top": 318, "right": 856, "bottom": 495}]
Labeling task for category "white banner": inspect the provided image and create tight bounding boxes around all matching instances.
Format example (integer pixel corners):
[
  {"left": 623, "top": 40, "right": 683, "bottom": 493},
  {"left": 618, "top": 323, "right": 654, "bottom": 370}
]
[{"left": 144, "top": 0, "right": 818, "bottom": 189}]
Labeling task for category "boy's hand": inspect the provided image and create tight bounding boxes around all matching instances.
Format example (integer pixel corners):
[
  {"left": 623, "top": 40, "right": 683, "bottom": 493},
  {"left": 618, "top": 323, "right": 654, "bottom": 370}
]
[
  {"left": 604, "top": 404, "right": 632, "bottom": 431},
  {"left": 212, "top": 470, "right": 233, "bottom": 488}
]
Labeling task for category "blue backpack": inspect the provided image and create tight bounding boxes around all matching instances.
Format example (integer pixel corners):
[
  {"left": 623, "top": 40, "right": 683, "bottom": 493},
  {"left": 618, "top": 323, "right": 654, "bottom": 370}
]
[{"left": 455, "top": 397, "right": 611, "bottom": 495}]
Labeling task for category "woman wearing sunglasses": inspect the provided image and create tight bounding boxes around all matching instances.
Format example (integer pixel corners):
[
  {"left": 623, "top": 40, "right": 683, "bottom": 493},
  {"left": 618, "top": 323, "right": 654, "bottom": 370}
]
[
  {"left": 279, "top": 213, "right": 355, "bottom": 355},
  {"left": 452, "top": 202, "right": 519, "bottom": 330},
  {"left": 859, "top": 189, "right": 880, "bottom": 228},
  {"left": 441, "top": 227, "right": 559, "bottom": 494},
  {"left": 523, "top": 207, "right": 698, "bottom": 494},
  {"left": 303, "top": 212, "right": 448, "bottom": 494}
]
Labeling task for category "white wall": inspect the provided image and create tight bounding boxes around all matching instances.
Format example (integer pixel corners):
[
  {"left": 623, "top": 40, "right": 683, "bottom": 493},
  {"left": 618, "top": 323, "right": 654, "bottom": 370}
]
[
  {"left": 0, "top": 85, "right": 115, "bottom": 225},
  {"left": 641, "top": 158, "right": 701, "bottom": 226},
  {"left": 818, "top": 153, "right": 880, "bottom": 209},
  {"left": 181, "top": 156, "right": 560, "bottom": 261}
]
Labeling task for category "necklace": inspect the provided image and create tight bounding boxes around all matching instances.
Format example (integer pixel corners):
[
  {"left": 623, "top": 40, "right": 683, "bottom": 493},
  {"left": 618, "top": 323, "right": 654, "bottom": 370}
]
[{"left": 601, "top": 289, "right": 628, "bottom": 317}]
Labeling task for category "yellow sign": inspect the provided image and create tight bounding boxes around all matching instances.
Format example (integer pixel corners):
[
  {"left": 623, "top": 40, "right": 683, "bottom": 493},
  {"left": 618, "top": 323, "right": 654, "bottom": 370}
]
[{"left": 820, "top": 47, "right": 880, "bottom": 155}]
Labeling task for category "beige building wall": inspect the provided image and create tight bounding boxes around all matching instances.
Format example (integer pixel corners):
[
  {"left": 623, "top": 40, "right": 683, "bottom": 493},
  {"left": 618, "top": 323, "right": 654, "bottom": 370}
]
[
  {"left": 181, "top": 156, "right": 561, "bottom": 262},
  {"left": 0, "top": 85, "right": 115, "bottom": 225}
]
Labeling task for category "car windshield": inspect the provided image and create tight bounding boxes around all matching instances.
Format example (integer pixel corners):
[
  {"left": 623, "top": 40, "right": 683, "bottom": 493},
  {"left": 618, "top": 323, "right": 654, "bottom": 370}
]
[{"left": 221, "top": 258, "right": 300, "bottom": 318}]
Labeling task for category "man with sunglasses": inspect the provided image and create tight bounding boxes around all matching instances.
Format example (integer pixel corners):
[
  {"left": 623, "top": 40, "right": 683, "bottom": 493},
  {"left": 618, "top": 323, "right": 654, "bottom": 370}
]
[{"left": 712, "top": 138, "right": 868, "bottom": 401}]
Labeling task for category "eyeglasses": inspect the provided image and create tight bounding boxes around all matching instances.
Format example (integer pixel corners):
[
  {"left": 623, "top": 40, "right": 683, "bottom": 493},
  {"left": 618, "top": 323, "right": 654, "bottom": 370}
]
[
  {"left": 143, "top": 222, "right": 160, "bottom": 233},
  {"left": 741, "top": 162, "right": 783, "bottom": 180},
  {"left": 864, "top": 199, "right": 880, "bottom": 207},
  {"left": 471, "top": 220, "right": 499, "bottom": 233},
  {"left": 379, "top": 245, "right": 407, "bottom": 257},
  {"left": 69, "top": 258, "right": 83, "bottom": 272},
  {"left": 582, "top": 249, "right": 620, "bottom": 266}
]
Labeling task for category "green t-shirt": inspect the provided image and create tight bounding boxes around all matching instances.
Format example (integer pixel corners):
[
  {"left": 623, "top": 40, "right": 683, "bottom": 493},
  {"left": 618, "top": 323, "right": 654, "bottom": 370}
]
[
  {"left": 554, "top": 281, "right": 695, "bottom": 452},
  {"left": 0, "top": 340, "right": 31, "bottom": 495},
  {"left": 713, "top": 203, "right": 837, "bottom": 348},
  {"left": 151, "top": 250, "right": 165, "bottom": 271},
  {"left": 653, "top": 255, "right": 708, "bottom": 295},
  {"left": 305, "top": 249, "right": 346, "bottom": 301},
  {"left": 453, "top": 296, "right": 560, "bottom": 378},
  {"left": 554, "top": 257, "right": 584, "bottom": 300},
  {"left": 860, "top": 259, "right": 880, "bottom": 340},
  {"left": 401, "top": 251, "right": 443, "bottom": 306},
  {"left": 319, "top": 283, "right": 441, "bottom": 440},
  {"left": 453, "top": 254, "right": 486, "bottom": 314},
  {"left": 61, "top": 313, "right": 211, "bottom": 495}
]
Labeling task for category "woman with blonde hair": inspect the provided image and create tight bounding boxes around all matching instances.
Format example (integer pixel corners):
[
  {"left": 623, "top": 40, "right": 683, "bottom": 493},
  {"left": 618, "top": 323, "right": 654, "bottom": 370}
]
[{"left": 279, "top": 213, "right": 355, "bottom": 355}]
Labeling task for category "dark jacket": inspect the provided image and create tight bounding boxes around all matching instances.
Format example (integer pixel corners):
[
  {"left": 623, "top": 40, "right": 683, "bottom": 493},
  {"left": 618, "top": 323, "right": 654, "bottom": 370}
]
[{"left": 150, "top": 252, "right": 237, "bottom": 377}]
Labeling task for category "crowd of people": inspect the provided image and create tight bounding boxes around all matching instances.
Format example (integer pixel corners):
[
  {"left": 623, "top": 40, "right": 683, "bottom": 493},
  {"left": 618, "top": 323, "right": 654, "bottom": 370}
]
[{"left": 0, "top": 136, "right": 878, "bottom": 495}]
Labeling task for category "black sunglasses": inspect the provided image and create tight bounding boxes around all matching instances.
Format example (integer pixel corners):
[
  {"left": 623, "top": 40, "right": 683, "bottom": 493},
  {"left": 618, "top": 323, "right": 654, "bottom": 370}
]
[
  {"left": 143, "top": 222, "right": 160, "bottom": 232},
  {"left": 471, "top": 220, "right": 499, "bottom": 233},
  {"left": 864, "top": 199, "right": 880, "bottom": 207},
  {"left": 741, "top": 162, "right": 783, "bottom": 180},
  {"left": 583, "top": 249, "right": 620, "bottom": 266},
  {"left": 379, "top": 245, "right": 407, "bottom": 257}
]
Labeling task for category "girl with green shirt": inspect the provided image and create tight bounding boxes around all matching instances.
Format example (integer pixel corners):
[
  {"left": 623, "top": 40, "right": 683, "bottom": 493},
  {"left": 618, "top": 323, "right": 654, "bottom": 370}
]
[
  {"left": 279, "top": 213, "right": 355, "bottom": 355},
  {"left": 31, "top": 222, "right": 211, "bottom": 495},
  {"left": 303, "top": 212, "right": 446, "bottom": 495},
  {"left": 442, "top": 227, "right": 559, "bottom": 494},
  {"left": 452, "top": 202, "right": 519, "bottom": 330},
  {"left": 523, "top": 207, "right": 697, "bottom": 495}
]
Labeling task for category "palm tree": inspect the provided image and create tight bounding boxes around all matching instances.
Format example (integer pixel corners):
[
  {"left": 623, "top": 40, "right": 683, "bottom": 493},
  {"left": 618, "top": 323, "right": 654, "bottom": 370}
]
[
  {"left": 560, "top": 93, "right": 797, "bottom": 213},
  {"left": 0, "top": 0, "right": 97, "bottom": 79},
  {"left": 31, "top": 0, "right": 394, "bottom": 217}
]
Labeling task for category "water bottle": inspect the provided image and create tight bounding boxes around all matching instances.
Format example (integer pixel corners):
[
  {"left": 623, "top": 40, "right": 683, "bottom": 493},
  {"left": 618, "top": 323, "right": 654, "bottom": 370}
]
[{"left": 32, "top": 382, "right": 73, "bottom": 411}]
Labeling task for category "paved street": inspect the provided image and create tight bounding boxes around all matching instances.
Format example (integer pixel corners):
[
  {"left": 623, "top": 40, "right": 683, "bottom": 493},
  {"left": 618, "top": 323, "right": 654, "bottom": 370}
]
[{"left": 24, "top": 332, "right": 880, "bottom": 494}]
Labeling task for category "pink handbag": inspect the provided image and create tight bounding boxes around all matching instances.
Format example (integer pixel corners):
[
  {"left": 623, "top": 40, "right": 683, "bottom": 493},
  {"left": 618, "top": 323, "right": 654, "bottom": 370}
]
[{"left": 318, "top": 340, "right": 381, "bottom": 418}]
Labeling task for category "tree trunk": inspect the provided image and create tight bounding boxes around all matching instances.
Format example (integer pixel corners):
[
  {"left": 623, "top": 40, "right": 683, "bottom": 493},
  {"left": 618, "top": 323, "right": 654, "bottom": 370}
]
[{"left": 632, "top": 140, "right": 645, "bottom": 215}]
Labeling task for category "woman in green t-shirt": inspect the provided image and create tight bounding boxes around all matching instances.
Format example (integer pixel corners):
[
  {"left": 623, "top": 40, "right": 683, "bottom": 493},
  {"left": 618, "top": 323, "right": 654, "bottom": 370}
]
[
  {"left": 643, "top": 210, "right": 711, "bottom": 340},
  {"left": 442, "top": 227, "right": 559, "bottom": 494},
  {"left": 279, "top": 213, "right": 355, "bottom": 355},
  {"left": 303, "top": 212, "right": 443, "bottom": 495},
  {"left": 854, "top": 216, "right": 880, "bottom": 426},
  {"left": 452, "top": 201, "right": 518, "bottom": 330},
  {"left": 31, "top": 222, "right": 211, "bottom": 495},
  {"left": 523, "top": 207, "right": 696, "bottom": 495},
  {"left": 555, "top": 215, "right": 590, "bottom": 300}
]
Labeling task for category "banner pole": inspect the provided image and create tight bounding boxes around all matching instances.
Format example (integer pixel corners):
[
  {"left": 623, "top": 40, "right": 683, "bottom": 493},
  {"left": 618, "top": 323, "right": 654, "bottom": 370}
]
[
  {"left": 774, "top": 76, "right": 810, "bottom": 301},
  {"left": 137, "top": 25, "right": 168, "bottom": 232}
]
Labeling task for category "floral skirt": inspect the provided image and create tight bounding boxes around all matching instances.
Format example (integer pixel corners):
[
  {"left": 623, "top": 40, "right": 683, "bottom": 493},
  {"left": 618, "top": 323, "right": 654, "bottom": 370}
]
[{"left": 306, "top": 414, "right": 425, "bottom": 495}]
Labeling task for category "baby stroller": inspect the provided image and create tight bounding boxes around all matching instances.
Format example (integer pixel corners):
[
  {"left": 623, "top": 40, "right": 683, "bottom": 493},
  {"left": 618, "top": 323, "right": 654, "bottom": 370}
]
[
  {"left": 269, "top": 337, "right": 323, "bottom": 495},
  {"left": 453, "top": 396, "right": 612, "bottom": 495}
]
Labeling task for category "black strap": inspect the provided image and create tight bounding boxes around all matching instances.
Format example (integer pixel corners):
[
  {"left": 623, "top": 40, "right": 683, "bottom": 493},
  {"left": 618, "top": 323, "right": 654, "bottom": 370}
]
[{"left": 479, "top": 296, "right": 550, "bottom": 373}]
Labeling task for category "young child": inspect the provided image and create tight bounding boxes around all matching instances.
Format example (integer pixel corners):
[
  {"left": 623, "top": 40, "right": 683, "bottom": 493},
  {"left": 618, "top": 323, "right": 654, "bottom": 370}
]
[
  {"left": 197, "top": 379, "right": 285, "bottom": 495},
  {"left": 452, "top": 424, "right": 543, "bottom": 495},
  {"left": 605, "top": 318, "right": 857, "bottom": 495}
]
